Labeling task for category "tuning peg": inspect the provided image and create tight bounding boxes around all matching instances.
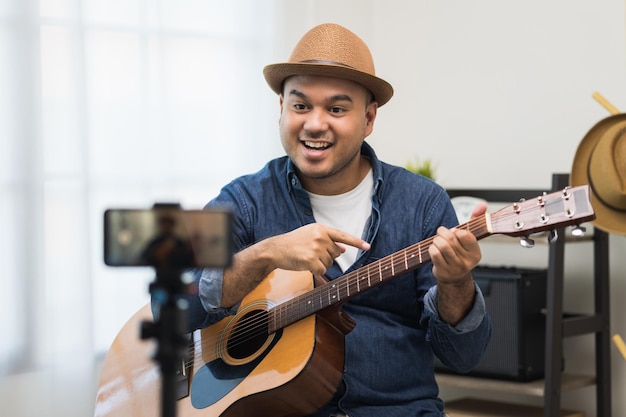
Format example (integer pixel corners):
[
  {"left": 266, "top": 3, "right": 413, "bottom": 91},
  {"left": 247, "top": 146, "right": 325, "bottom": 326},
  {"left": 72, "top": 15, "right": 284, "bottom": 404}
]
[
  {"left": 548, "top": 229, "right": 558, "bottom": 243},
  {"left": 562, "top": 187, "right": 572, "bottom": 200},
  {"left": 571, "top": 224, "right": 587, "bottom": 237},
  {"left": 519, "top": 236, "right": 535, "bottom": 248}
]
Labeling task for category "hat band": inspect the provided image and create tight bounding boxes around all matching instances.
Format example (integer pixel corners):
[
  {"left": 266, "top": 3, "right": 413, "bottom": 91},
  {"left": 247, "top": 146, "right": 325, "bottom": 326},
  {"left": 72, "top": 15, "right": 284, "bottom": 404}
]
[
  {"left": 588, "top": 160, "right": 626, "bottom": 213},
  {"left": 586, "top": 124, "right": 626, "bottom": 213},
  {"left": 299, "top": 59, "right": 359, "bottom": 71}
]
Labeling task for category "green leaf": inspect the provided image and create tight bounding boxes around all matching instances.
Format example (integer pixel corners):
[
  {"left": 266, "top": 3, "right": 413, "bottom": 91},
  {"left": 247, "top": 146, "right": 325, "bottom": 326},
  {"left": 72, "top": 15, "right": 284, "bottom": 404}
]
[{"left": 405, "top": 157, "right": 436, "bottom": 180}]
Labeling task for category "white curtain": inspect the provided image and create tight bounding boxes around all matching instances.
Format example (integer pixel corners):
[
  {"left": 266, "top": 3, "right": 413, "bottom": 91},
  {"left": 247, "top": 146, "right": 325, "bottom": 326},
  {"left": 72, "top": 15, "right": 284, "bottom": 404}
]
[{"left": 0, "top": 0, "right": 282, "bottom": 377}]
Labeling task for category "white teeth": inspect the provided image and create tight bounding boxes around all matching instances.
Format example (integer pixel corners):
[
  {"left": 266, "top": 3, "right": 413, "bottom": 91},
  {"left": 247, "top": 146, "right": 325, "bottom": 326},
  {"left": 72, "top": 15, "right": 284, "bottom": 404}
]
[{"left": 304, "top": 141, "right": 330, "bottom": 149}]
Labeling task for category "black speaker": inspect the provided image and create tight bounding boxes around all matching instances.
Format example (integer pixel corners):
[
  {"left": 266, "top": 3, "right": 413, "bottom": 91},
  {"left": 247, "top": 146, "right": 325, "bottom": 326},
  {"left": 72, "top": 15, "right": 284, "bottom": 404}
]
[{"left": 435, "top": 265, "right": 548, "bottom": 381}]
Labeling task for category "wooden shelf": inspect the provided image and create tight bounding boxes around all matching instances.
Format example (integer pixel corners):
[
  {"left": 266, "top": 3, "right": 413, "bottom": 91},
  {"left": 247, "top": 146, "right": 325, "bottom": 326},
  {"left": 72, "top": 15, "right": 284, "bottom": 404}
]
[
  {"left": 446, "top": 174, "right": 612, "bottom": 417},
  {"left": 436, "top": 372, "right": 596, "bottom": 397},
  {"left": 445, "top": 398, "right": 585, "bottom": 417}
]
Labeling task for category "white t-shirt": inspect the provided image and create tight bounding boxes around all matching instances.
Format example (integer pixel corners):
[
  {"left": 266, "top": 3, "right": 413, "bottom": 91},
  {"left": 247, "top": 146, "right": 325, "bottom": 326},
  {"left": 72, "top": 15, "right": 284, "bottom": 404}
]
[{"left": 306, "top": 169, "right": 373, "bottom": 272}]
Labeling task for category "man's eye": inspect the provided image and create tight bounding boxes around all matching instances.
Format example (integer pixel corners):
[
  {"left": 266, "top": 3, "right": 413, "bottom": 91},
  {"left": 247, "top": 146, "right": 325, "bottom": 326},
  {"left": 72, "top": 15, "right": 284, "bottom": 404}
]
[
  {"left": 329, "top": 107, "right": 345, "bottom": 114},
  {"left": 293, "top": 103, "right": 308, "bottom": 110}
]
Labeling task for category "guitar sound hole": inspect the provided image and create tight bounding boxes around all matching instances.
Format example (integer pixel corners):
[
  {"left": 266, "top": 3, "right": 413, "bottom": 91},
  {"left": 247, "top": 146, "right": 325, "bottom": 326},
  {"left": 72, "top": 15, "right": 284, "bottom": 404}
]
[{"left": 227, "top": 309, "right": 270, "bottom": 360}]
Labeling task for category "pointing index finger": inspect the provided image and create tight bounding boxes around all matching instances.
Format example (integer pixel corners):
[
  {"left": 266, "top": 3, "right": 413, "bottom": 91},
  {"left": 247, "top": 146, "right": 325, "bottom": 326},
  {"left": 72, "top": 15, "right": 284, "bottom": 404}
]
[{"left": 327, "top": 228, "right": 371, "bottom": 251}]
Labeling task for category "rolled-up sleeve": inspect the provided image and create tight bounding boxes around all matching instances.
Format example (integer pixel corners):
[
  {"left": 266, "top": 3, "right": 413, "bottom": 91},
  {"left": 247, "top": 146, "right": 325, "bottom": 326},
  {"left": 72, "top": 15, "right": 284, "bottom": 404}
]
[
  {"left": 423, "top": 282, "right": 486, "bottom": 333},
  {"left": 423, "top": 282, "right": 491, "bottom": 373},
  {"left": 180, "top": 268, "right": 238, "bottom": 331},
  {"left": 199, "top": 268, "right": 226, "bottom": 311}
]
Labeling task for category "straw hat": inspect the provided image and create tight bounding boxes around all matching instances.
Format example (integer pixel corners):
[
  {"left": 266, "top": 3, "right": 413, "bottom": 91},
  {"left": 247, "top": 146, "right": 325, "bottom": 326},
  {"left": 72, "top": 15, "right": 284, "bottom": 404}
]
[
  {"left": 263, "top": 23, "right": 394, "bottom": 106},
  {"left": 570, "top": 114, "right": 626, "bottom": 235}
]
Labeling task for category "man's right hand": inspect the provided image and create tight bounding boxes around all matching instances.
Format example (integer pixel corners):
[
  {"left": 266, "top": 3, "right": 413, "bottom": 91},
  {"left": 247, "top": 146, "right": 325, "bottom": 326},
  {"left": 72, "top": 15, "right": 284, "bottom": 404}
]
[
  {"left": 220, "top": 223, "right": 369, "bottom": 307},
  {"left": 264, "top": 223, "right": 371, "bottom": 276}
]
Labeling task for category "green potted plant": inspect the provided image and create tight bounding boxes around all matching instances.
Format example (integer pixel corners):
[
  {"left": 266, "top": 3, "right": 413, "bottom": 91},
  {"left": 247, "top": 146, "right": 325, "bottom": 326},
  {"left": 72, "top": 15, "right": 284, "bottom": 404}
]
[{"left": 405, "top": 157, "right": 436, "bottom": 180}]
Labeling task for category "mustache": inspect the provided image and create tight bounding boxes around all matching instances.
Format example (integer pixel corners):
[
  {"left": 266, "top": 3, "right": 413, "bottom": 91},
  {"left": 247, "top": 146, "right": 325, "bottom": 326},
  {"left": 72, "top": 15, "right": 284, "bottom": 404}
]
[{"left": 300, "top": 131, "right": 332, "bottom": 140}]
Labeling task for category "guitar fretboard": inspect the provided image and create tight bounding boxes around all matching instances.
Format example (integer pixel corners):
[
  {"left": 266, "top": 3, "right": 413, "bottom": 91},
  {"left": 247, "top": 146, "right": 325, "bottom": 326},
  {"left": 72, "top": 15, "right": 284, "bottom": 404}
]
[{"left": 269, "top": 215, "right": 492, "bottom": 332}]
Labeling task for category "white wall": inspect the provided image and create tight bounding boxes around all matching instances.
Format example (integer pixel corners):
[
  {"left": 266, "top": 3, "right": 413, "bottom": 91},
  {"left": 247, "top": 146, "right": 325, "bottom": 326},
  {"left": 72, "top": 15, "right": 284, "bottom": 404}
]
[{"left": 275, "top": 1, "right": 626, "bottom": 416}]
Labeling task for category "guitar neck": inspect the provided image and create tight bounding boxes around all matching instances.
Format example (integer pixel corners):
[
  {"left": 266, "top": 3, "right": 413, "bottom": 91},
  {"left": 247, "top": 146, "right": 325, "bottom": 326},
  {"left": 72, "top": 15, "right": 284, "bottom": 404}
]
[
  {"left": 268, "top": 184, "right": 596, "bottom": 332},
  {"left": 269, "top": 214, "right": 493, "bottom": 332}
]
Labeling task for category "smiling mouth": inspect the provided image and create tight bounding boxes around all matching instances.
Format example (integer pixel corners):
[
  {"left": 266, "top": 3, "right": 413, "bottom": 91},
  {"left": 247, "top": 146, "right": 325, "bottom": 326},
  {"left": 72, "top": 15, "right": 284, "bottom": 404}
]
[{"left": 303, "top": 140, "right": 331, "bottom": 150}]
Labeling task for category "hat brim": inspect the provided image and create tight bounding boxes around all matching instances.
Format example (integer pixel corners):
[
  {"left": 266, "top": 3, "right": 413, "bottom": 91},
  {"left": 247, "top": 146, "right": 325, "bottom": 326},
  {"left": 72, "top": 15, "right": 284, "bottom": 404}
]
[
  {"left": 570, "top": 113, "right": 626, "bottom": 235},
  {"left": 263, "top": 62, "right": 394, "bottom": 107}
]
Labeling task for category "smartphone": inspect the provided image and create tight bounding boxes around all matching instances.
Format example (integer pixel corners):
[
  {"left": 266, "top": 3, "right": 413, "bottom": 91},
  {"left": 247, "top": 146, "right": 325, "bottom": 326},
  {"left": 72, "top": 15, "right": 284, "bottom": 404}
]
[{"left": 104, "top": 208, "right": 233, "bottom": 268}]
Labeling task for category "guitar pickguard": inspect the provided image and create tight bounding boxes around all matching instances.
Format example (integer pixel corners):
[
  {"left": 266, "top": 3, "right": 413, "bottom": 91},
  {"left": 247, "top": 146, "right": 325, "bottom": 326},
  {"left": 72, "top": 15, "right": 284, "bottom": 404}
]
[{"left": 190, "top": 329, "right": 283, "bottom": 409}]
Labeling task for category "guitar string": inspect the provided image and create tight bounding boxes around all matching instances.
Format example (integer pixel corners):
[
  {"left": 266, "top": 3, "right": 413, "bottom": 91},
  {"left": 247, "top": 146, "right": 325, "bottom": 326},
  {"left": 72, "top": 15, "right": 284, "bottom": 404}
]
[
  {"left": 174, "top": 238, "right": 433, "bottom": 370},
  {"left": 177, "top": 194, "right": 578, "bottom": 371},
  {"left": 199, "top": 201, "right": 579, "bottom": 364},
  {"left": 178, "top": 205, "right": 558, "bottom": 371},
  {"left": 201, "top": 234, "right": 438, "bottom": 352},
  {"left": 171, "top": 214, "right": 488, "bottom": 370},
  {"left": 177, "top": 215, "right": 496, "bottom": 367}
]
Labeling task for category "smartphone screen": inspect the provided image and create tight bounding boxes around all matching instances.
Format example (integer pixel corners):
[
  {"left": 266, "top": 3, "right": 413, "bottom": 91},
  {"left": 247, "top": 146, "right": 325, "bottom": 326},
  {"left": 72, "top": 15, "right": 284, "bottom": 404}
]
[{"left": 104, "top": 208, "right": 232, "bottom": 268}]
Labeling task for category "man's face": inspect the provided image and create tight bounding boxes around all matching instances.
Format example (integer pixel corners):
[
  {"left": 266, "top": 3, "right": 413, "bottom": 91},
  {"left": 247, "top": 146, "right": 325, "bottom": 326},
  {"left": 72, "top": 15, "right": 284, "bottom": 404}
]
[{"left": 279, "top": 75, "right": 377, "bottom": 194}]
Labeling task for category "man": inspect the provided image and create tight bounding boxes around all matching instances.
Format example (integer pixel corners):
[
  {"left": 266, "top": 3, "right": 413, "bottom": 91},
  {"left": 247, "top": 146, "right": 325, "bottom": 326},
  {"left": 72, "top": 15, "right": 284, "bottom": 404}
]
[{"left": 188, "top": 23, "right": 491, "bottom": 417}]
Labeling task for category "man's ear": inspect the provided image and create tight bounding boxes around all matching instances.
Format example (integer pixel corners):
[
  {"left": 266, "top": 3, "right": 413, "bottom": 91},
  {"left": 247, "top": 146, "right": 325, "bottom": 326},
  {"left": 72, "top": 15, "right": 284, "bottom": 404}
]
[
  {"left": 278, "top": 95, "right": 285, "bottom": 125},
  {"left": 364, "top": 101, "right": 378, "bottom": 136},
  {"left": 366, "top": 102, "right": 377, "bottom": 122}
]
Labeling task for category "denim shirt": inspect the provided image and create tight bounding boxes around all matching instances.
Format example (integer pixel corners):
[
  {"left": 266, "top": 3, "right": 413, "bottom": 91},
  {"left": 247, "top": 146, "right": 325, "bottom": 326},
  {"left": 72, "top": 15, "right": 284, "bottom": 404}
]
[{"left": 187, "top": 142, "right": 491, "bottom": 417}]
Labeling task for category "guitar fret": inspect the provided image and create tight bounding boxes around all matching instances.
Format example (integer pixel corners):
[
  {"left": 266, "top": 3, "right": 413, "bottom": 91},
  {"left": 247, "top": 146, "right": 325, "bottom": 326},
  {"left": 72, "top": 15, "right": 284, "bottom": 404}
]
[
  {"left": 418, "top": 243, "right": 422, "bottom": 264},
  {"left": 283, "top": 305, "right": 287, "bottom": 329},
  {"left": 298, "top": 299, "right": 304, "bottom": 319},
  {"left": 281, "top": 304, "right": 286, "bottom": 328},
  {"left": 288, "top": 303, "right": 293, "bottom": 327},
  {"left": 272, "top": 305, "right": 277, "bottom": 330}
]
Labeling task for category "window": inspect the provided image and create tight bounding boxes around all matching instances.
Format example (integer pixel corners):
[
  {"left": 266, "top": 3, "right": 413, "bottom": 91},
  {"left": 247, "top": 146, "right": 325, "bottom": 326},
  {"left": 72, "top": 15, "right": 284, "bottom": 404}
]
[{"left": 0, "top": 0, "right": 282, "bottom": 374}]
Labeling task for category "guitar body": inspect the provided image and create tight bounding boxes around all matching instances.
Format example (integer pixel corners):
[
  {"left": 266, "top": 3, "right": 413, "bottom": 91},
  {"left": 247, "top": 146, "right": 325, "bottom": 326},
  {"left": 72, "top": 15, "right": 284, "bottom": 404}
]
[{"left": 94, "top": 269, "right": 348, "bottom": 417}]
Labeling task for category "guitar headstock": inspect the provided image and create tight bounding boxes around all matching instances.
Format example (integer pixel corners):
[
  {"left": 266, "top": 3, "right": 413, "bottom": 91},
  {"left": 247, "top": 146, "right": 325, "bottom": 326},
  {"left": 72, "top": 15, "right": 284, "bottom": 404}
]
[{"left": 489, "top": 185, "right": 596, "bottom": 237}]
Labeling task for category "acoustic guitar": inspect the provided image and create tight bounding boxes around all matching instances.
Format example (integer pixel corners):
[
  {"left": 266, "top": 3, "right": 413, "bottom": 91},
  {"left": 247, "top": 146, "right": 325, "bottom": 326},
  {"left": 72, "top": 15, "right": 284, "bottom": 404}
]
[{"left": 94, "top": 185, "right": 595, "bottom": 417}]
